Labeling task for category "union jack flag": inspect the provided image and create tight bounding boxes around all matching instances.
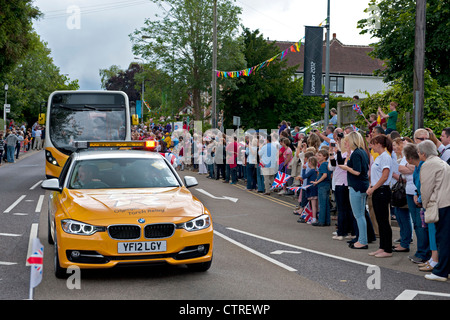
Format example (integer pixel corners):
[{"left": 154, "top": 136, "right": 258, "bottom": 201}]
[
  {"left": 352, "top": 103, "right": 364, "bottom": 116},
  {"left": 289, "top": 186, "right": 302, "bottom": 193},
  {"left": 271, "top": 171, "right": 291, "bottom": 189},
  {"left": 27, "top": 238, "right": 44, "bottom": 289},
  {"left": 160, "top": 152, "right": 177, "bottom": 165},
  {"left": 300, "top": 202, "right": 313, "bottom": 223}
]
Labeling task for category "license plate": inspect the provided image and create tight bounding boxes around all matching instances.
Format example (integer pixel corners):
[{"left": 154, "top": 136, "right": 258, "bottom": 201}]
[{"left": 118, "top": 241, "right": 166, "bottom": 254}]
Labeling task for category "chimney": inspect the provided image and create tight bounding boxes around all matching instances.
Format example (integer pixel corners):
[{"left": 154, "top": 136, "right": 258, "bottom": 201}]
[{"left": 333, "top": 33, "right": 336, "bottom": 40}]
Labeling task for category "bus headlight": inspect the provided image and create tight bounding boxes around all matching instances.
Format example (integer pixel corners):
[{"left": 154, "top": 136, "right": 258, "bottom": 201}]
[{"left": 46, "top": 150, "right": 60, "bottom": 167}]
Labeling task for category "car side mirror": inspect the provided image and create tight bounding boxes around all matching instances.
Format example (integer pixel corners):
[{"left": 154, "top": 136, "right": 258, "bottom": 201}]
[
  {"left": 41, "top": 178, "right": 63, "bottom": 192},
  {"left": 184, "top": 176, "right": 198, "bottom": 188}
]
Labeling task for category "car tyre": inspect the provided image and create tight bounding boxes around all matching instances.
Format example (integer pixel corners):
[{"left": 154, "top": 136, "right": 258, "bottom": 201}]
[
  {"left": 54, "top": 237, "right": 67, "bottom": 279},
  {"left": 47, "top": 212, "right": 54, "bottom": 245}
]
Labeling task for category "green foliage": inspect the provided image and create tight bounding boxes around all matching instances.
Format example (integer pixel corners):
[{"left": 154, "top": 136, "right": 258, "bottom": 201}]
[
  {"left": 0, "top": 0, "right": 41, "bottom": 79},
  {"left": 358, "top": 0, "right": 450, "bottom": 88},
  {"left": 2, "top": 33, "right": 79, "bottom": 125},
  {"left": 220, "top": 29, "right": 336, "bottom": 131},
  {"left": 358, "top": 74, "right": 450, "bottom": 137},
  {"left": 130, "top": 0, "right": 242, "bottom": 120}
]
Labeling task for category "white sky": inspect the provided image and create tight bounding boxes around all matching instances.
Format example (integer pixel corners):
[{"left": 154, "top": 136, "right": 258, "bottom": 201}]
[{"left": 32, "top": 0, "right": 377, "bottom": 90}]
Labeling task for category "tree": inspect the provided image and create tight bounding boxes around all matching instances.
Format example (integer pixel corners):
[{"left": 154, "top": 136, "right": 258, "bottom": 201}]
[
  {"left": 2, "top": 32, "right": 79, "bottom": 125},
  {"left": 358, "top": 0, "right": 450, "bottom": 88},
  {"left": 130, "top": 0, "right": 242, "bottom": 120},
  {"left": 0, "top": 0, "right": 41, "bottom": 80},
  {"left": 220, "top": 28, "right": 324, "bottom": 130},
  {"left": 100, "top": 63, "right": 142, "bottom": 102}
]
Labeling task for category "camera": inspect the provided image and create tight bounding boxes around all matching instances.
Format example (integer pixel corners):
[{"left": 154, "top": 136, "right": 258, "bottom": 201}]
[{"left": 337, "top": 132, "right": 344, "bottom": 139}]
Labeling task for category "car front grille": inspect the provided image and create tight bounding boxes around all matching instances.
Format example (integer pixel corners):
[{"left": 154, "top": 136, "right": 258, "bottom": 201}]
[
  {"left": 144, "top": 224, "right": 175, "bottom": 239},
  {"left": 108, "top": 225, "right": 141, "bottom": 240}
]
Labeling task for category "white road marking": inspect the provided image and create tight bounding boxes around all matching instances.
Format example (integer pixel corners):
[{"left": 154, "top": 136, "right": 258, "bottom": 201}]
[
  {"left": 271, "top": 250, "right": 302, "bottom": 255},
  {"left": 396, "top": 290, "right": 450, "bottom": 300},
  {"left": 30, "top": 180, "right": 43, "bottom": 190},
  {"left": 226, "top": 227, "right": 375, "bottom": 268},
  {"left": 214, "top": 230, "right": 297, "bottom": 272},
  {"left": 4, "top": 195, "right": 26, "bottom": 213},
  {"left": 0, "top": 233, "right": 22, "bottom": 237},
  {"left": 195, "top": 188, "right": 239, "bottom": 203},
  {"left": 26, "top": 224, "right": 39, "bottom": 266},
  {"left": 35, "top": 195, "right": 45, "bottom": 213},
  {"left": 0, "top": 262, "right": 17, "bottom": 266}
]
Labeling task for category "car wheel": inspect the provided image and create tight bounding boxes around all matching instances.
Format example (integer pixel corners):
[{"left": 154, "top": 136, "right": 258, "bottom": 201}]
[
  {"left": 54, "top": 237, "right": 67, "bottom": 279},
  {"left": 47, "top": 212, "right": 54, "bottom": 245},
  {"left": 187, "top": 256, "right": 212, "bottom": 272}
]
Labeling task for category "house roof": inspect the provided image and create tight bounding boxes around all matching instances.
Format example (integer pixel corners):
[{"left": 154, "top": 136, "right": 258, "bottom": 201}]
[{"left": 273, "top": 33, "right": 385, "bottom": 76}]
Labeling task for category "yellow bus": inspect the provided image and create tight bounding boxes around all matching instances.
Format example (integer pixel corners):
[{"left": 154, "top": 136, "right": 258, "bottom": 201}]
[{"left": 44, "top": 90, "right": 132, "bottom": 178}]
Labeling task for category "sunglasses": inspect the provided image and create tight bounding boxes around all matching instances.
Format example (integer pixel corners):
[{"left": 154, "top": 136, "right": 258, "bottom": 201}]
[{"left": 415, "top": 137, "right": 427, "bottom": 141}]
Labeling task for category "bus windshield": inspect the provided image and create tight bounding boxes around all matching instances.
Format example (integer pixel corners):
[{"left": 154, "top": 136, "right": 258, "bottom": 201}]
[{"left": 49, "top": 93, "right": 128, "bottom": 154}]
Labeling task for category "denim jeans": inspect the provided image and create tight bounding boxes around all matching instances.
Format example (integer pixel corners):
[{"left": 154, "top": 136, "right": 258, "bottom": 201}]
[
  {"left": 256, "top": 166, "right": 265, "bottom": 192},
  {"left": 318, "top": 182, "right": 331, "bottom": 225},
  {"left": 406, "top": 194, "right": 430, "bottom": 260},
  {"left": 349, "top": 187, "right": 368, "bottom": 245},
  {"left": 6, "top": 145, "right": 15, "bottom": 163},
  {"left": 246, "top": 163, "right": 256, "bottom": 190},
  {"left": 395, "top": 206, "right": 412, "bottom": 249}
]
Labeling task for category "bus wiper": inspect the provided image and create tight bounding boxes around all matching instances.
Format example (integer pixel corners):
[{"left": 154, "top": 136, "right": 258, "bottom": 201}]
[{"left": 83, "top": 105, "right": 97, "bottom": 110}]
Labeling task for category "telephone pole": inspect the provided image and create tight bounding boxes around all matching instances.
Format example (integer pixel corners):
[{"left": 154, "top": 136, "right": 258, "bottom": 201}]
[
  {"left": 324, "top": 0, "right": 331, "bottom": 127},
  {"left": 211, "top": 0, "right": 218, "bottom": 129},
  {"left": 413, "top": 0, "right": 426, "bottom": 130}
]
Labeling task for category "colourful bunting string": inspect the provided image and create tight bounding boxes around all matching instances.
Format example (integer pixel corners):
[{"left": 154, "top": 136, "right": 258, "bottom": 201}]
[
  {"left": 216, "top": 38, "right": 303, "bottom": 79},
  {"left": 216, "top": 19, "right": 327, "bottom": 79}
]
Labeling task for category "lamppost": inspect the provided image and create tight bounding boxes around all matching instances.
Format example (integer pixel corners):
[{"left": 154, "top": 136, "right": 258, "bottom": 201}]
[
  {"left": 134, "top": 57, "right": 145, "bottom": 125},
  {"left": 3, "top": 84, "right": 8, "bottom": 132}
]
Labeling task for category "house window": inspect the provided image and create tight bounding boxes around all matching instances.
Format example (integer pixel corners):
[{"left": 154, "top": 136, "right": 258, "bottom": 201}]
[{"left": 324, "top": 76, "right": 345, "bottom": 93}]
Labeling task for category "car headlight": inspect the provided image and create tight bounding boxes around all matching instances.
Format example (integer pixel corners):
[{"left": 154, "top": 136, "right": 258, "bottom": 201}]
[
  {"left": 61, "top": 219, "right": 105, "bottom": 236},
  {"left": 177, "top": 214, "right": 211, "bottom": 232}
]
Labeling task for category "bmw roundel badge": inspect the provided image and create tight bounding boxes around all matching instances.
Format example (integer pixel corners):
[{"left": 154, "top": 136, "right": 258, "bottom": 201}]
[{"left": 138, "top": 218, "right": 146, "bottom": 224}]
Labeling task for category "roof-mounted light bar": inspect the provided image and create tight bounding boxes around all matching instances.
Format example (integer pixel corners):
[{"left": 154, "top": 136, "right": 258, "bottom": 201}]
[{"left": 73, "top": 140, "right": 158, "bottom": 150}]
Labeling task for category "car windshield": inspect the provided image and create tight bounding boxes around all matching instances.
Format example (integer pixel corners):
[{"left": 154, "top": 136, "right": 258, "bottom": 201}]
[{"left": 68, "top": 158, "right": 180, "bottom": 189}]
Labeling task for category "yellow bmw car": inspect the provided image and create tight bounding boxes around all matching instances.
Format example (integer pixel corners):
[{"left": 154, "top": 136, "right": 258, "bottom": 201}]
[{"left": 42, "top": 144, "right": 213, "bottom": 278}]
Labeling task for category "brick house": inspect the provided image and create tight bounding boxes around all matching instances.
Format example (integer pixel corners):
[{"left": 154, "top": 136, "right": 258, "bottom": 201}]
[{"left": 274, "top": 33, "right": 388, "bottom": 98}]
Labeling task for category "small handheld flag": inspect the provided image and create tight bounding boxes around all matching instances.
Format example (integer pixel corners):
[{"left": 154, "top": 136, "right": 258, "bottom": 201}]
[{"left": 271, "top": 171, "right": 291, "bottom": 189}]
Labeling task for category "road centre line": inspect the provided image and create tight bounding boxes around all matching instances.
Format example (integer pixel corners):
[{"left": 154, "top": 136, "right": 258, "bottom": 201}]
[
  {"left": 0, "top": 233, "right": 22, "bottom": 237},
  {"left": 30, "top": 180, "right": 43, "bottom": 190},
  {"left": 214, "top": 230, "right": 298, "bottom": 272},
  {"left": 226, "top": 227, "right": 375, "bottom": 268},
  {"left": 0, "top": 261, "right": 17, "bottom": 266},
  {"left": 4, "top": 195, "right": 26, "bottom": 213},
  {"left": 35, "top": 195, "right": 45, "bottom": 213}
]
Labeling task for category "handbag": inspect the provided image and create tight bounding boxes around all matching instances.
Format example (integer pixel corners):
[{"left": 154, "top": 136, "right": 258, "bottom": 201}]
[
  {"left": 424, "top": 201, "right": 439, "bottom": 224},
  {"left": 391, "top": 174, "right": 407, "bottom": 207}
]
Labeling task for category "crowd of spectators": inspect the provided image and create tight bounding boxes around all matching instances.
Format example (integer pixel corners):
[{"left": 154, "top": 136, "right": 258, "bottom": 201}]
[
  {"left": 152, "top": 118, "right": 450, "bottom": 282},
  {"left": 0, "top": 120, "right": 44, "bottom": 165}
]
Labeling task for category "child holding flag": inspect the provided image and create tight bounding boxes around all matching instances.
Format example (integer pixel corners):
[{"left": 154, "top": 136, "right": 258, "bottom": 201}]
[
  {"left": 302, "top": 156, "right": 319, "bottom": 224},
  {"left": 312, "top": 149, "right": 332, "bottom": 226}
]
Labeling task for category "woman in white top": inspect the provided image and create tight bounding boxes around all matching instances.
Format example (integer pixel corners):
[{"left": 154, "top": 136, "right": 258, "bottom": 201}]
[
  {"left": 392, "top": 137, "right": 414, "bottom": 252},
  {"left": 366, "top": 135, "right": 394, "bottom": 258}
]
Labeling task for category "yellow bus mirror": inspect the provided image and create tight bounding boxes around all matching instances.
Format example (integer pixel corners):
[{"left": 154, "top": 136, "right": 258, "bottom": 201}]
[
  {"left": 132, "top": 114, "right": 139, "bottom": 125},
  {"left": 38, "top": 113, "right": 46, "bottom": 125}
]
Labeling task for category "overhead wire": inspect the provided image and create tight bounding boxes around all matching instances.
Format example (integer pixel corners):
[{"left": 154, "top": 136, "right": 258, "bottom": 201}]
[{"left": 41, "top": 0, "right": 151, "bottom": 19}]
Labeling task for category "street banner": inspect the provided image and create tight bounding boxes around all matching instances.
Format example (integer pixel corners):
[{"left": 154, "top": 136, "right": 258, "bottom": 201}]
[{"left": 303, "top": 26, "right": 323, "bottom": 96}]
